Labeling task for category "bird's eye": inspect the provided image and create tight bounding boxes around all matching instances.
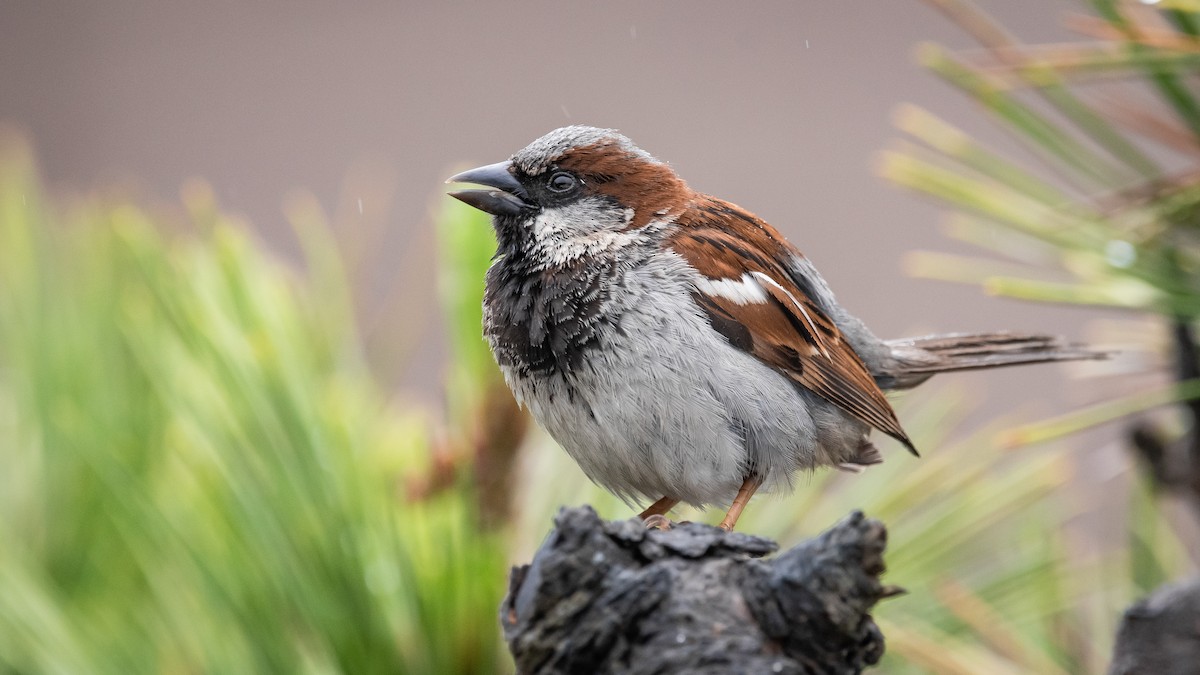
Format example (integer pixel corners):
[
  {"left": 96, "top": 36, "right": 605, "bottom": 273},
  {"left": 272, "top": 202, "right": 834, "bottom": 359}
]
[{"left": 547, "top": 171, "right": 578, "bottom": 193}]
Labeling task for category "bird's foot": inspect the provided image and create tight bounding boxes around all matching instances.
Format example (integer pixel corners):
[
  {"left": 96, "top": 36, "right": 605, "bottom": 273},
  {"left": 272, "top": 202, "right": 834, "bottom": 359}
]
[{"left": 642, "top": 514, "right": 675, "bottom": 531}]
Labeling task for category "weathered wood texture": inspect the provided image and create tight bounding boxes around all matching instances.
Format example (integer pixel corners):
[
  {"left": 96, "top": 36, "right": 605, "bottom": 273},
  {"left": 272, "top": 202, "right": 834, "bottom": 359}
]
[{"left": 502, "top": 506, "right": 892, "bottom": 675}]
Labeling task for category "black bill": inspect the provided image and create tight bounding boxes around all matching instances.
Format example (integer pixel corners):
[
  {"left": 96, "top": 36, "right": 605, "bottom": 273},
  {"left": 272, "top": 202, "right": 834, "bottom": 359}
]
[{"left": 445, "top": 160, "right": 532, "bottom": 217}]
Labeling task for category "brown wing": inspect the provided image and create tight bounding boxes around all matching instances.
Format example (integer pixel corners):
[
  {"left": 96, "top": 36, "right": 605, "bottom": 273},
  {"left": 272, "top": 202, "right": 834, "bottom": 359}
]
[{"left": 670, "top": 197, "right": 916, "bottom": 454}]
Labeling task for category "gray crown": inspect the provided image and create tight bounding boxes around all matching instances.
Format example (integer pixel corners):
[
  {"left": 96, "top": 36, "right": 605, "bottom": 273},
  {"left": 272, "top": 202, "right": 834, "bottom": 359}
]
[{"left": 511, "top": 125, "right": 661, "bottom": 175}]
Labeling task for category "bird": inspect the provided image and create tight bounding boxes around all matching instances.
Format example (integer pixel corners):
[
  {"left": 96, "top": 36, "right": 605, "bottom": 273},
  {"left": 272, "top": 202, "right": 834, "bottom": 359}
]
[{"left": 446, "top": 125, "right": 1101, "bottom": 531}]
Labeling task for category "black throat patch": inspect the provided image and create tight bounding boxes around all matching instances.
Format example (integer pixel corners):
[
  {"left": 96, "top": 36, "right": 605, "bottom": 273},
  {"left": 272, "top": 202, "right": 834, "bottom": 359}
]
[{"left": 484, "top": 254, "right": 617, "bottom": 378}]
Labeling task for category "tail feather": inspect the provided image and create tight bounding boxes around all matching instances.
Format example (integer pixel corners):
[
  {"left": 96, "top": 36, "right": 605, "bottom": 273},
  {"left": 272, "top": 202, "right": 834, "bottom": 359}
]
[{"left": 878, "top": 331, "right": 1108, "bottom": 390}]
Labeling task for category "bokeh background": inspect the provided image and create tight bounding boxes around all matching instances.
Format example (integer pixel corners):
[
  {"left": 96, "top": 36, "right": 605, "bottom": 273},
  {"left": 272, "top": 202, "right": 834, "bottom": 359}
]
[
  {"left": 2, "top": 1, "right": 1197, "bottom": 673},
  {"left": 0, "top": 0, "right": 1092, "bottom": 409}
]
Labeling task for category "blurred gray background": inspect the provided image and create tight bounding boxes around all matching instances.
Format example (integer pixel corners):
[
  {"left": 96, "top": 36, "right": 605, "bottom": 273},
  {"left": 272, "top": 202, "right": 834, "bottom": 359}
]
[{"left": 0, "top": 0, "right": 1100, "bottom": 418}]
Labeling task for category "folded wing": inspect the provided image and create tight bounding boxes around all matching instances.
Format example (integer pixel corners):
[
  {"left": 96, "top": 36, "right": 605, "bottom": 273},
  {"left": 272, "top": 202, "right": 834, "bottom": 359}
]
[{"left": 669, "top": 197, "right": 916, "bottom": 454}]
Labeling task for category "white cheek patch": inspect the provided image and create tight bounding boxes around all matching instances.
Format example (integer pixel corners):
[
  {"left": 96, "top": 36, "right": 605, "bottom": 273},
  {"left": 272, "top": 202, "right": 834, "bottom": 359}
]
[
  {"left": 531, "top": 199, "right": 624, "bottom": 241},
  {"left": 530, "top": 208, "right": 574, "bottom": 240},
  {"left": 695, "top": 273, "right": 769, "bottom": 305},
  {"left": 529, "top": 200, "right": 652, "bottom": 266}
]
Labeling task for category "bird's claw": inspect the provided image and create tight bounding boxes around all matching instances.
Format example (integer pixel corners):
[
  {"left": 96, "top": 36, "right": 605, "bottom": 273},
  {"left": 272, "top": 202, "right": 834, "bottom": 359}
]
[{"left": 642, "top": 514, "right": 674, "bottom": 531}]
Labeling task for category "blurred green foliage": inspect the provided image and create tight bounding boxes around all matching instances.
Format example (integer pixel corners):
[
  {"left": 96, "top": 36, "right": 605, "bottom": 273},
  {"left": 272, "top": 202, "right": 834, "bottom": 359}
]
[
  {"left": 874, "top": 0, "right": 1200, "bottom": 670},
  {"left": 0, "top": 136, "right": 507, "bottom": 674},
  {"left": 882, "top": 1, "right": 1200, "bottom": 321},
  {"left": 877, "top": 0, "right": 1200, "bottom": 452},
  {"left": 437, "top": 198, "right": 499, "bottom": 419}
]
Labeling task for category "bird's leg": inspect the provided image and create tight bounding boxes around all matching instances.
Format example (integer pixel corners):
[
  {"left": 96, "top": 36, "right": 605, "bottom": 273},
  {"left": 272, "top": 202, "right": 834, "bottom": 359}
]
[
  {"left": 639, "top": 496, "right": 679, "bottom": 530},
  {"left": 718, "top": 477, "right": 762, "bottom": 532},
  {"left": 639, "top": 496, "right": 679, "bottom": 519}
]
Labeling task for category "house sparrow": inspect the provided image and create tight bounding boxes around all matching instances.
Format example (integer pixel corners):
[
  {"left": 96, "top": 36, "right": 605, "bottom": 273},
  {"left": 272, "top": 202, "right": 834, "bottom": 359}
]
[{"left": 447, "top": 126, "right": 1100, "bottom": 531}]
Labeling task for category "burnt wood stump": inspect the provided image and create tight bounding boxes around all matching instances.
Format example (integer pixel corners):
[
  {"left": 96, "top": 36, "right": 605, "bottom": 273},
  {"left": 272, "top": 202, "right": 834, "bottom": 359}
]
[{"left": 501, "top": 506, "right": 893, "bottom": 674}]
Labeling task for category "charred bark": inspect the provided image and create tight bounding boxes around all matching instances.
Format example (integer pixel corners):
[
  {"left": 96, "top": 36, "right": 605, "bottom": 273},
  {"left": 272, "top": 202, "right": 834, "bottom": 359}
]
[{"left": 501, "top": 506, "right": 894, "bottom": 675}]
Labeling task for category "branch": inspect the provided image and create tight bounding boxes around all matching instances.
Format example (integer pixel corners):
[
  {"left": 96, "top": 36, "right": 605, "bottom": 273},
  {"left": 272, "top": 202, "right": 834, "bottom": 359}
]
[
  {"left": 1173, "top": 321, "right": 1200, "bottom": 476},
  {"left": 501, "top": 506, "right": 895, "bottom": 674}
]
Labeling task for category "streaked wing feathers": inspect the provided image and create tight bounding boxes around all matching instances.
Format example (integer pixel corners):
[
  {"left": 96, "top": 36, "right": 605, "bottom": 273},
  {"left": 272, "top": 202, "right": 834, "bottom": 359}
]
[{"left": 670, "top": 197, "right": 915, "bottom": 453}]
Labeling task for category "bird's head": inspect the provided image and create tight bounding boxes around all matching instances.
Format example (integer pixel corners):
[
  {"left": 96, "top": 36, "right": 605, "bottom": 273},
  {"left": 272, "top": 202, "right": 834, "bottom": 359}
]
[{"left": 446, "top": 126, "right": 689, "bottom": 262}]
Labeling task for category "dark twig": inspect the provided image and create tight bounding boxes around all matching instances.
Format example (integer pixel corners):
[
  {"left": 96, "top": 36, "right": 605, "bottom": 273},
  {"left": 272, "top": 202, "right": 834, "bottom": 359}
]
[
  {"left": 502, "top": 506, "right": 893, "bottom": 675},
  {"left": 1172, "top": 321, "right": 1200, "bottom": 471},
  {"left": 1128, "top": 319, "right": 1200, "bottom": 520}
]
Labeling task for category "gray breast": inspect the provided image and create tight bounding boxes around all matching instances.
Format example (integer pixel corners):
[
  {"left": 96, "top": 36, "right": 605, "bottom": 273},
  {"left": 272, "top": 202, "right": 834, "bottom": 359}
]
[{"left": 485, "top": 249, "right": 869, "bottom": 508}]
